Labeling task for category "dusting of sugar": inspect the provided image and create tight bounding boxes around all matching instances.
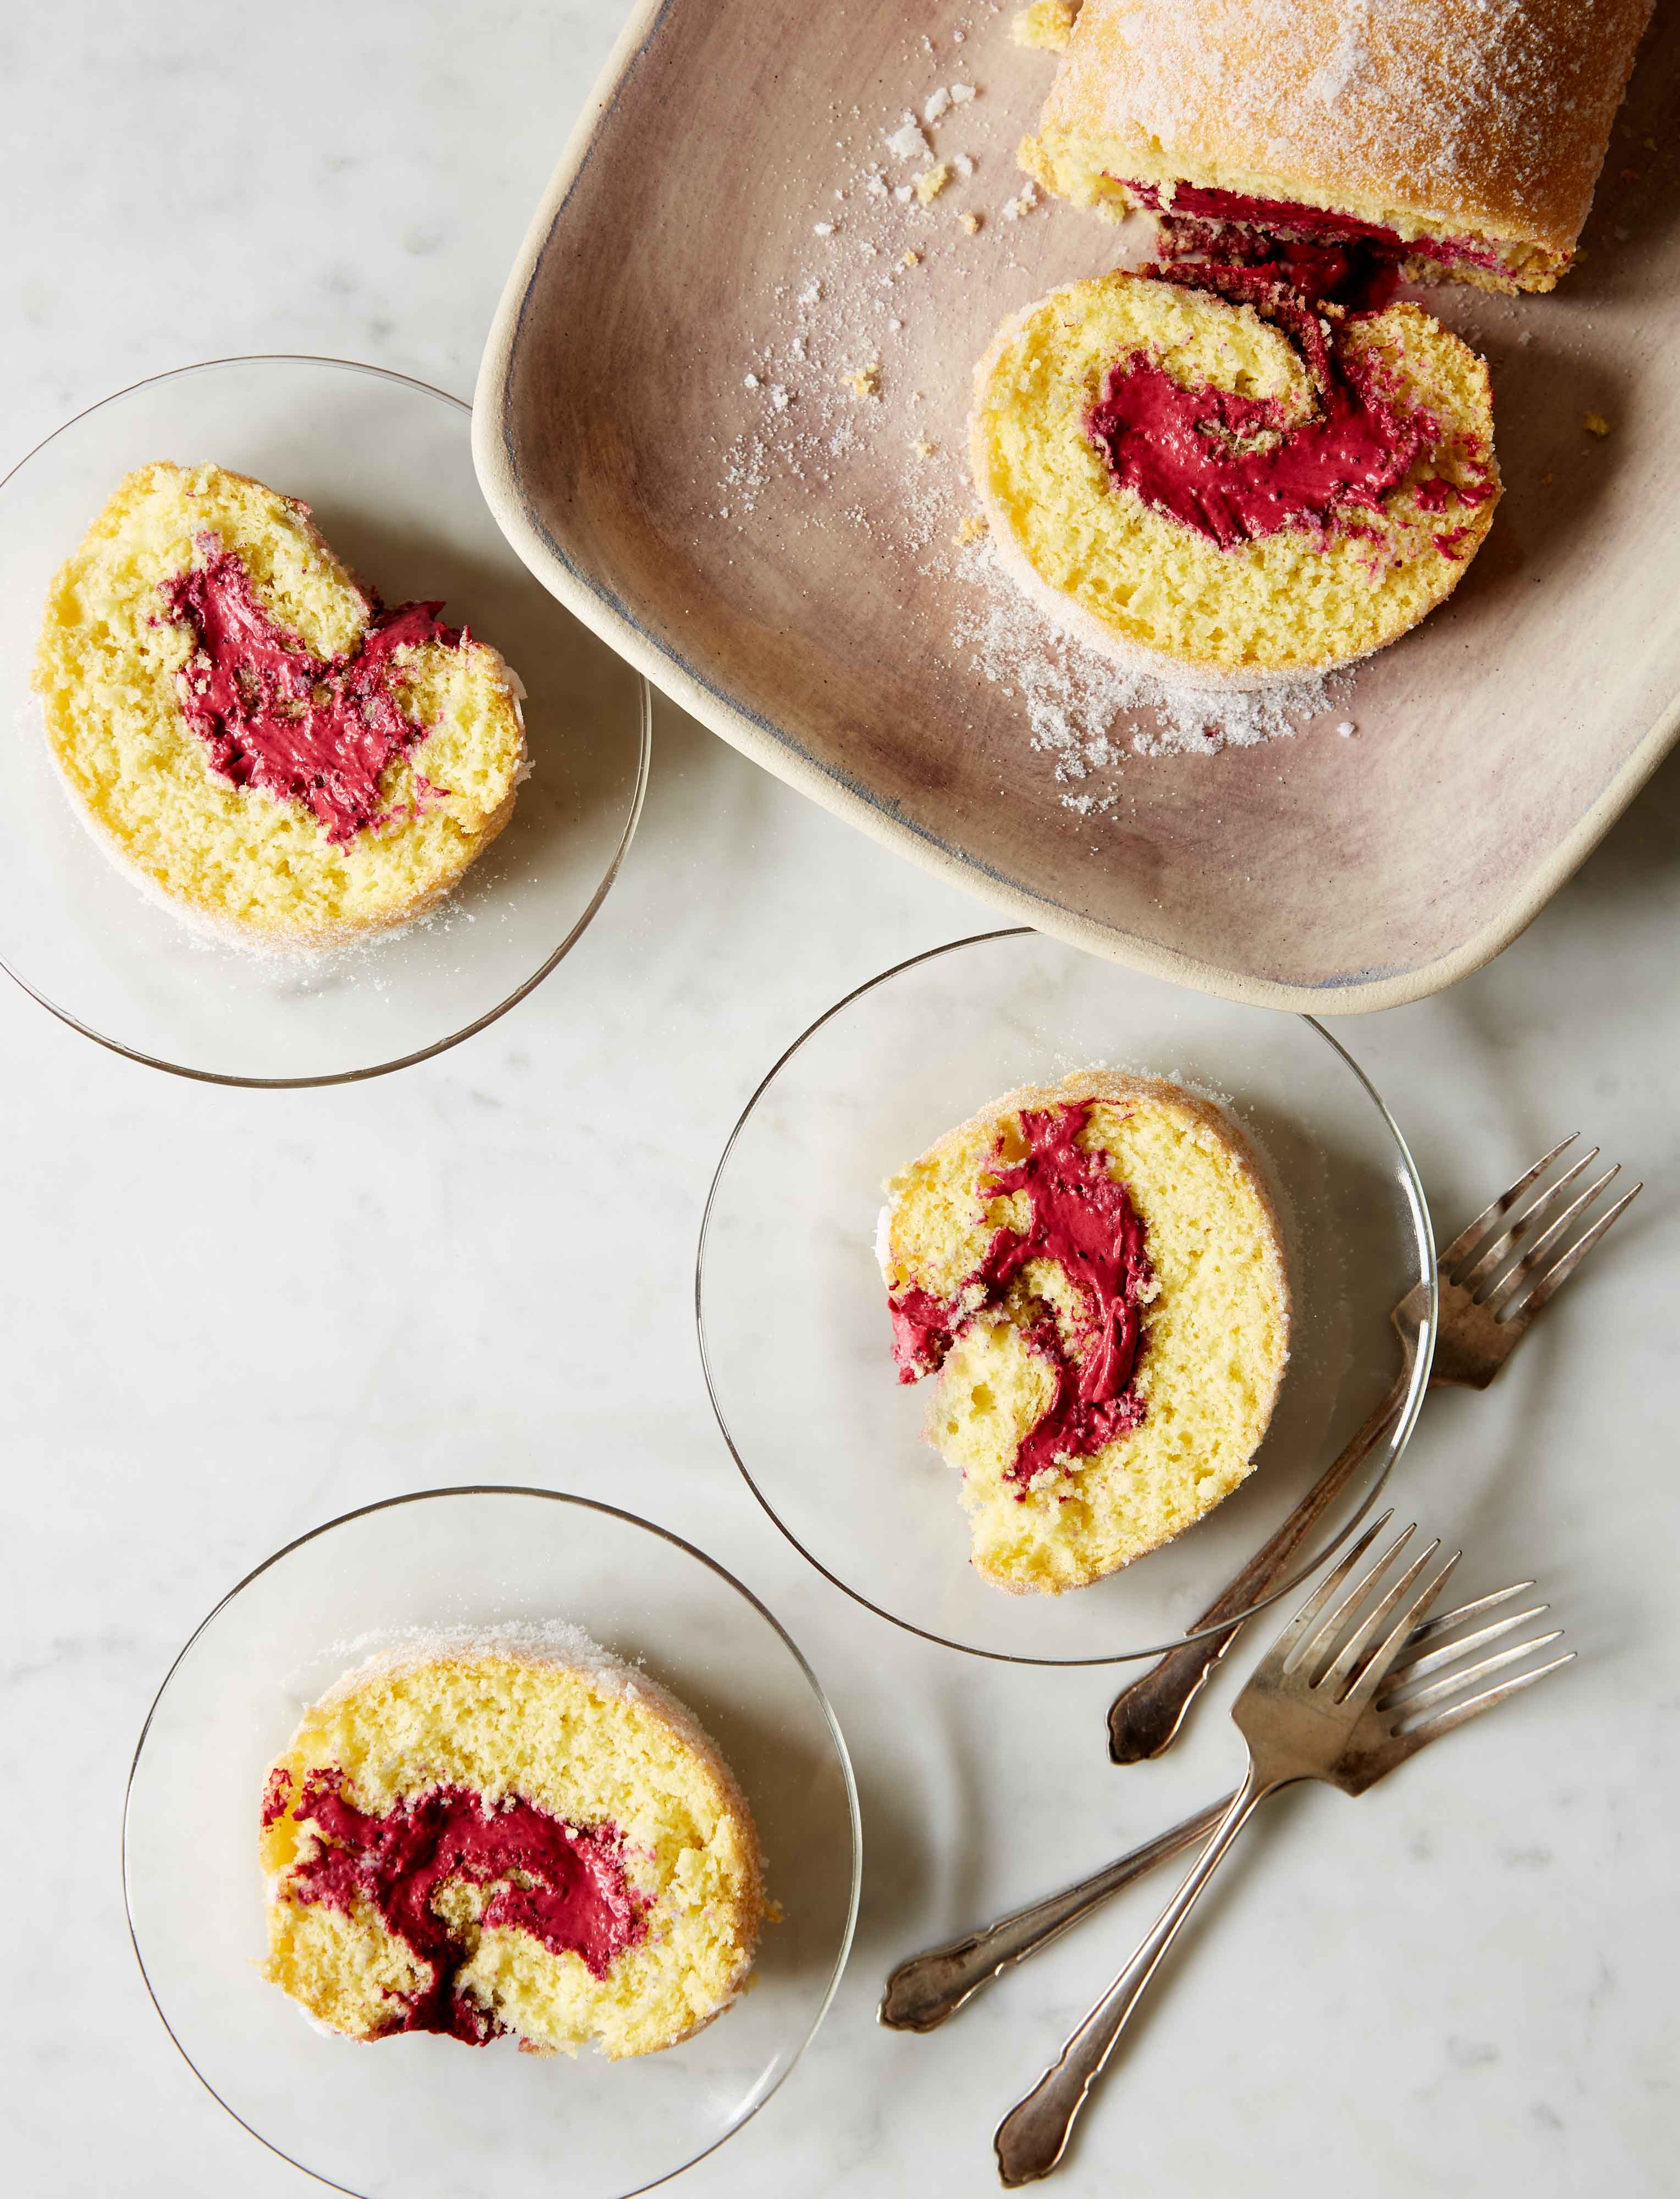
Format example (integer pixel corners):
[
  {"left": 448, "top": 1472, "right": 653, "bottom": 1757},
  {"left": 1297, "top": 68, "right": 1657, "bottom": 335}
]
[
  {"left": 712, "top": 7, "right": 1352, "bottom": 814},
  {"left": 953, "top": 543, "right": 1341, "bottom": 783}
]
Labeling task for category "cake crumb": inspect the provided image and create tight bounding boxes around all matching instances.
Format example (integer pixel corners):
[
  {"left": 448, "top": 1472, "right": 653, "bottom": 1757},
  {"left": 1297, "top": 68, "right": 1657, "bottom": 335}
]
[
  {"left": 1003, "top": 183, "right": 1040, "bottom": 221},
  {"left": 842, "top": 363, "right": 883, "bottom": 400},
  {"left": 813, "top": 220, "right": 835, "bottom": 236},
  {"left": 885, "top": 116, "right": 929, "bottom": 161},
  {"left": 914, "top": 162, "right": 954, "bottom": 204},
  {"left": 949, "top": 81, "right": 978, "bottom": 103},
  {"left": 1583, "top": 411, "right": 1611, "bottom": 437},
  {"left": 902, "top": 248, "right": 922, "bottom": 268},
  {"left": 1335, "top": 720, "right": 1356, "bottom": 738},
  {"left": 954, "top": 152, "right": 976, "bottom": 179},
  {"left": 742, "top": 372, "right": 760, "bottom": 390},
  {"left": 913, "top": 437, "right": 938, "bottom": 458},
  {"left": 923, "top": 87, "right": 953, "bottom": 125},
  {"left": 1013, "top": 1, "right": 1080, "bottom": 51},
  {"left": 961, "top": 210, "right": 984, "bottom": 233},
  {"left": 955, "top": 511, "right": 988, "bottom": 544}
]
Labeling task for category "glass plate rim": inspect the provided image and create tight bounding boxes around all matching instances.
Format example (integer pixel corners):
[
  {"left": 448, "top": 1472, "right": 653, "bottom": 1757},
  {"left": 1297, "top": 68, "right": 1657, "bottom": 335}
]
[
  {"left": 0, "top": 353, "right": 652, "bottom": 1090},
  {"left": 695, "top": 925, "right": 1440, "bottom": 1667},
  {"left": 121, "top": 1480, "right": 863, "bottom": 2199}
]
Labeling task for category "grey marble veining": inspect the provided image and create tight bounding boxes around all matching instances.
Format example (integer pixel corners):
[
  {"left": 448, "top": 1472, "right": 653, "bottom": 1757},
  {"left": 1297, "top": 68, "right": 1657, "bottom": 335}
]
[{"left": 3, "top": 5, "right": 1677, "bottom": 2194}]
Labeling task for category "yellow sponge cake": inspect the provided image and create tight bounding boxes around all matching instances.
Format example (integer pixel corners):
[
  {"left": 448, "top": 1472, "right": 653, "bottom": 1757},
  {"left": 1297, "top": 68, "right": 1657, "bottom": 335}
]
[
  {"left": 35, "top": 462, "right": 527, "bottom": 948},
  {"left": 1019, "top": 0, "right": 1653, "bottom": 295},
  {"left": 970, "top": 267, "right": 1499, "bottom": 690},
  {"left": 879, "top": 1073, "right": 1290, "bottom": 1595},
  {"left": 258, "top": 1628, "right": 764, "bottom": 2059}
]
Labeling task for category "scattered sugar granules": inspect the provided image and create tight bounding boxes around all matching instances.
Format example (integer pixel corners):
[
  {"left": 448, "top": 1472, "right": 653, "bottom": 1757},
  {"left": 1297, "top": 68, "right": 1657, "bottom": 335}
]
[{"left": 709, "top": 12, "right": 1335, "bottom": 804}]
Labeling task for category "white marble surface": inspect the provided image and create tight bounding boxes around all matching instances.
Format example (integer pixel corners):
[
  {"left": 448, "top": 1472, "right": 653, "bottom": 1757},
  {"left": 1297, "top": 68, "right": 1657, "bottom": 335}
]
[{"left": 3, "top": 6, "right": 1676, "bottom": 2194}]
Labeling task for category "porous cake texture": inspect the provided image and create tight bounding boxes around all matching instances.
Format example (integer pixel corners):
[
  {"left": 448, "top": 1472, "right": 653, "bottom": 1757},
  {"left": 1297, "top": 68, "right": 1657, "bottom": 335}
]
[
  {"left": 35, "top": 462, "right": 527, "bottom": 948},
  {"left": 880, "top": 1073, "right": 1290, "bottom": 1596},
  {"left": 1020, "top": 0, "right": 1654, "bottom": 292},
  {"left": 259, "top": 1629, "right": 764, "bottom": 2059},
  {"left": 970, "top": 268, "right": 1499, "bottom": 689}
]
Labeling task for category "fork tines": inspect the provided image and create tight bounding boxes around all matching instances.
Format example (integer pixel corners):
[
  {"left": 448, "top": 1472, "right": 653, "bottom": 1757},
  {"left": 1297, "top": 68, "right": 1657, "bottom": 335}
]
[
  {"left": 1442, "top": 1131, "right": 1643, "bottom": 1328},
  {"left": 1271, "top": 1513, "right": 1460, "bottom": 1701},
  {"left": 1377, "top": 1585, "right": 1573, "bottom": 1743}
]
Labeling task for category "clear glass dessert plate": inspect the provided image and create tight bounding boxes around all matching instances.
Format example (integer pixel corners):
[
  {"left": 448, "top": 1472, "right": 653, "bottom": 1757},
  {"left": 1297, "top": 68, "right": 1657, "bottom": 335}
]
[
  {"left": 697, "top": 930, "right": 1436, "bottom": 1665},
  {"left": 0, "top": 357, "right": 649, "bottom": 1084},
  {"left": 124, "top": 1488, "right": 859, "bottom": 2199}
]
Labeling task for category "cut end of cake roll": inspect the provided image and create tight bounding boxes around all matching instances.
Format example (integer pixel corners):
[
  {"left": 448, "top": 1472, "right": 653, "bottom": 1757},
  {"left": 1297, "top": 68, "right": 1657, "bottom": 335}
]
[
  {"left": 258, "top": 1628, "right": 764, "bottom": 2059},
  {"left": 34, "top": 461, "right": 528, "bottom": 949},
  {"left": 878, "top": 1073, "right": 1290, "bottom": 1596},
  {"left": 969, "top": 267, "right": 1499, "bottom": 690},
  {"left": 1019, "top": 0, "right": 1654, "bottom": 294}
]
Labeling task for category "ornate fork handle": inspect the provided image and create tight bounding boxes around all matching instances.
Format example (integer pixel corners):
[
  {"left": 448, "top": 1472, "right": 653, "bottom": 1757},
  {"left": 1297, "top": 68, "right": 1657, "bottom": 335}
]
[
  {"left": 994, "top": 1771, "right": 1278, "bottom": 2187},
  {"left": 879, "top": 1792, "right": 1235, "bottom": 2032},
  {"left": 1107, "top": 1369, "right": 1410, "bottom": 1763}
]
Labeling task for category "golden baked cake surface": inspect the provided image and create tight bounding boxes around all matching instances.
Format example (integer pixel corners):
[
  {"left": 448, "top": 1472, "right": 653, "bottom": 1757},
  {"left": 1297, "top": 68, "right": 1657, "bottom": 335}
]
[
  {"left": 1021, "top": 0, "right": 1654, "bottom": 291},
  {"left": 258, "top": 1634, "right": 764, "bottom": 2059},
  {"left": 880, "top": 1073, "right": 1290, "bottom": 1596},
  {"left": 35, "top": 461, "right": 527, "bottom": 948}
]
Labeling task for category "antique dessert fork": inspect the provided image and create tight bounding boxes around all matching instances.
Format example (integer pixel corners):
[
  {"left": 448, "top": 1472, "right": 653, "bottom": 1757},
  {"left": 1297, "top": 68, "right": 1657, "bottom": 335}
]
[
  {"left": 992, "top": 1516, "right": 1571, "bottom": 2186},
  {"left": 878, "top": 1577, "right": 1557, "bottom": 2032},
  {"left": 1106, "top": 1134, "right": 1637, "bottom": 1765}
]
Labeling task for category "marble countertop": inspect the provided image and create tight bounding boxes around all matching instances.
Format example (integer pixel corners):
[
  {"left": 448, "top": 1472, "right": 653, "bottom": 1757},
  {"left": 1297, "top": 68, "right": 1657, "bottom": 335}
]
[{"left": 3, "top": 5, "right": 1675, "bottom": 2192}]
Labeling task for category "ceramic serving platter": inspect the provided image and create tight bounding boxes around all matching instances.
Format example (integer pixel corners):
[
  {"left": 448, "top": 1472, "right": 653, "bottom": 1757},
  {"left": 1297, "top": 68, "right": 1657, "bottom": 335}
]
[{"left": 474, "top": 0, "right": 1680, "bottom": 1013}]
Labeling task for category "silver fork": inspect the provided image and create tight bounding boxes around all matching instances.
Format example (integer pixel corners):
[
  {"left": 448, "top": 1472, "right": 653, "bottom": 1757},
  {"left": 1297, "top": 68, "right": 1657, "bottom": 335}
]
[
  {"left": 1106, "top": 1135, "right": 1637, "bottom": 1765},
  {"left": 878, "top": 1578, "right": 1555, "bottom": 2032},
  {"left": 993, "top": 1517, "right": 1572, "bottom": 2186}
]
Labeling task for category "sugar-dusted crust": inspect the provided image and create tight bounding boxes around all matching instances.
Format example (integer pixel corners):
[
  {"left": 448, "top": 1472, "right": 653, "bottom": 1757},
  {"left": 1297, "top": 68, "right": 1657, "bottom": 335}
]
[
  {"left": 884, "top": 1070, "right": 1292, "bottom": 1594},
  {"left": 1021, "top": 0, "right": 1654, "bottom": 289},
  {"left": 261, "top": 1626, "right": 764, "bottom": 2056},
  {"left": 969, "top": 275, "right": 1500, "bottom": 690}
]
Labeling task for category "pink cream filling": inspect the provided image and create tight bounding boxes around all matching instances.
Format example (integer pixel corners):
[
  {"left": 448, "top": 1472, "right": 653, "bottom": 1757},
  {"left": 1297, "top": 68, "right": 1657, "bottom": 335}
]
[
  {"left": 1120, "top": 179, "right": 1505, "bottom": 274},
  {"left": 888, "top": 1101, "right": 1152, "bottom": 1495},
  {"left": 158, "top": 538, "right": 464, "bottom": 844},
  {"left": 267, "top": 1765, "right": 649, "bottom": 2043},
  {"left": 1084, "top": 265, "right": 1495, "bottom": 552}
]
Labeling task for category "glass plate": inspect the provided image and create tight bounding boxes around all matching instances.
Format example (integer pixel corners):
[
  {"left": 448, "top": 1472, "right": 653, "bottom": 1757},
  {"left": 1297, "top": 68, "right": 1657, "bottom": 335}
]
[
  {"left": 0, "top": 357, "right": 648, "bottom": 1084},
  {"left": 698, "top": 930, "right": 1436, "bottom": 1664},
  {"left": 124, "top": 1488, "right": 859, "bottom": 2199}
]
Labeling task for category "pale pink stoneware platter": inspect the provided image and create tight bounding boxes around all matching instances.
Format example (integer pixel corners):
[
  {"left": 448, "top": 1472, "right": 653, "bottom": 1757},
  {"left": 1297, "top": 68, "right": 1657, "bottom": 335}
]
[{"left": 474, "top": 0, "right": 1680, "bottom": 1013}]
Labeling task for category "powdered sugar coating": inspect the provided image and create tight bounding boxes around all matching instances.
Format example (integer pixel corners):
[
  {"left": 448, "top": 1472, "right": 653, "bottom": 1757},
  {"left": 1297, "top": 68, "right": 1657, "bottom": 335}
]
[{"left": 1037, "top": 0, "right": 1654, "bottom": 258}]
